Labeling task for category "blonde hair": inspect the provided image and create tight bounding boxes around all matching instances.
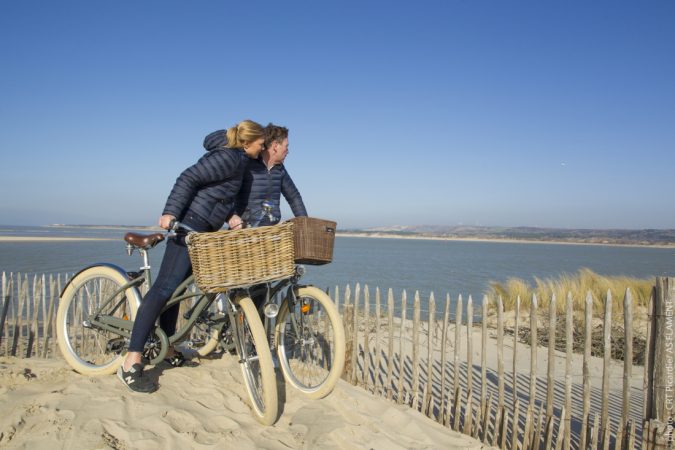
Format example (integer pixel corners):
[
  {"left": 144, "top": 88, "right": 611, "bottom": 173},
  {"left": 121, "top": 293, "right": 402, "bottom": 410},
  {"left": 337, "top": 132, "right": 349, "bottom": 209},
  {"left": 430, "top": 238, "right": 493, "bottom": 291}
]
[{"left": 225, "top": 120, "right": 264, "bottom": 148}]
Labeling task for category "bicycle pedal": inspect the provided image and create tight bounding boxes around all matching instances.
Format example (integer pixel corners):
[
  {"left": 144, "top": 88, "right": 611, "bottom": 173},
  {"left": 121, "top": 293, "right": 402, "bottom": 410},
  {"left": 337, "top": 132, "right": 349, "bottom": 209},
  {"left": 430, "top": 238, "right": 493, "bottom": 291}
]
[{"left": 106, "top": 338, "right": 126, "bottom": 353}]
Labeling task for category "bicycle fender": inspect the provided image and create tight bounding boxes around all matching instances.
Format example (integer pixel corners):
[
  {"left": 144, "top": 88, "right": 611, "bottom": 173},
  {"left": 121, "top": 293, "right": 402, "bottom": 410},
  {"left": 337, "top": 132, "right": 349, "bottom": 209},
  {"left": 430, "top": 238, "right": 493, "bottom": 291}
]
[{"left": 60, "top": 263, "right": 143, "bottom": 308}]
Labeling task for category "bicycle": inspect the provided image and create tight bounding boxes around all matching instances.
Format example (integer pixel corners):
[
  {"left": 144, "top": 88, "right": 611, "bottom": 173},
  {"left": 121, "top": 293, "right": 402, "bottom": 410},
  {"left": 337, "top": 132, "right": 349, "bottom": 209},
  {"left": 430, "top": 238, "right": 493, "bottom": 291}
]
[
  {"left": 55, "top": 222, "right": 278, "bottom": 425},
  {"left": 199, "top": 206, "right": 346, "bottom": 399}
]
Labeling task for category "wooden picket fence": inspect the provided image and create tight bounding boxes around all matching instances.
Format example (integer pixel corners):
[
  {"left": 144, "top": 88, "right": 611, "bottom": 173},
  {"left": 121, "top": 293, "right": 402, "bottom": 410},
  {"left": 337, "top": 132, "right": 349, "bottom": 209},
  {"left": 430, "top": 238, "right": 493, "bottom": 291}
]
[
  {"left": 331, "top": 279, "right": 674, "bottom": 450},
  {"left": 0, "top": 272, "right": 64, "bottom": 359},
  {"left": 1, "top": 271, "right": 673, "bottom": 449}
]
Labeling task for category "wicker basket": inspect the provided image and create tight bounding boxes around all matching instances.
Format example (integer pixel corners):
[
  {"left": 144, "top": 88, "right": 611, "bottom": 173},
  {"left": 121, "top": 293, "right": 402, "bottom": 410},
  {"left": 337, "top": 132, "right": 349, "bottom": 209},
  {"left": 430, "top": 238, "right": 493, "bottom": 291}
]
[
  {"left": 290, "top": 217, "right": 336, "bottom": 265},
  {"left": 187, "top": 221, "right": 295, "bottom": 293}
]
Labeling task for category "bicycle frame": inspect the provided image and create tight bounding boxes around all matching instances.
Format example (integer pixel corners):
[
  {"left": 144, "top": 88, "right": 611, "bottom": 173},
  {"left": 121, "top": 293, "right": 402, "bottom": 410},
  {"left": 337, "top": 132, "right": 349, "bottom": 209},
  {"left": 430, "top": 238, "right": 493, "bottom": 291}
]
[
  {"left": 162, "top": 276, "right": 221, "bottom": 346},
  {"left": 250, "top": 270, "right": 307, "bottom": 349},
  {"left": 68, "top": 238, "right": 221, "bottom": 361}
]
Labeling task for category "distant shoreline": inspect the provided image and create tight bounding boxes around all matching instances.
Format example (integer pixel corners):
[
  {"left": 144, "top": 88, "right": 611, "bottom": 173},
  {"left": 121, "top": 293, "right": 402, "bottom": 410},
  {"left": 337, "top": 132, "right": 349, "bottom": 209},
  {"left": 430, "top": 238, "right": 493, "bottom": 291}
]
[
  {"left": 45, "top": 224, "right": 160, "bottom": 231},
  {"left": 0, "top": 236, "right": 115, "bottom": 242},
  {"left": 336, "top": 232, "right": 675, "bottom": 249},
  {"left": 2, "top": 225, "right": 672, "bottom": 249}
]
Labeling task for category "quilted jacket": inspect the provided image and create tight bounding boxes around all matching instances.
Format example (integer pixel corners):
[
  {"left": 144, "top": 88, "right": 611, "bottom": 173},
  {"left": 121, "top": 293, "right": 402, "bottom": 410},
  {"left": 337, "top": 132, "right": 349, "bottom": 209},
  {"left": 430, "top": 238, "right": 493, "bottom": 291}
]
[{"left": 162, "top": 137, "right": 249, "bottom": 230}]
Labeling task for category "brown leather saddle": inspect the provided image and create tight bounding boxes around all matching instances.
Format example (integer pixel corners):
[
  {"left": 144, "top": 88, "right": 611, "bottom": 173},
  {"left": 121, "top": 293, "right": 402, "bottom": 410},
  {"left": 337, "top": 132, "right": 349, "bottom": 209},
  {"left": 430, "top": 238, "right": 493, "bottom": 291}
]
[{"left": 123, "top": 232, "right": 165, "bottom": 250}]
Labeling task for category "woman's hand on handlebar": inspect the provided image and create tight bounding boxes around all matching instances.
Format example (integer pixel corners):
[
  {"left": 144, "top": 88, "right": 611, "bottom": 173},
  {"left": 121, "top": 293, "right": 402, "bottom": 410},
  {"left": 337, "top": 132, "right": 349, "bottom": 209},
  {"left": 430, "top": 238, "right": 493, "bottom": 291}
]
[{"left": 159, "top": 214, "right": 176, "bottom": 230}]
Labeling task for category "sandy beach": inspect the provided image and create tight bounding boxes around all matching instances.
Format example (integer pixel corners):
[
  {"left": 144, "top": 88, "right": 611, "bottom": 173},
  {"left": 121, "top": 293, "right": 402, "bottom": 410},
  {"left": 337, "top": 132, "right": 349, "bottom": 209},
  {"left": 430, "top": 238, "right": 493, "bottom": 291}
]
[
  {"left": 0, "top": 320, "right": 645, "bottom": 449},
  {"left": 0, "top": 355, "right": 491, "bottom": 449}
]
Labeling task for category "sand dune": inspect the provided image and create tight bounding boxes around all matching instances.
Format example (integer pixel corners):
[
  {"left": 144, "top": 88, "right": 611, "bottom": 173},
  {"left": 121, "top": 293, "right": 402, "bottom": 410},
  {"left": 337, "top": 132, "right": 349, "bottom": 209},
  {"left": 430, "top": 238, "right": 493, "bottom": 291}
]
[{"left": 0, "top": 355, "right": 491, "bottom": 449}]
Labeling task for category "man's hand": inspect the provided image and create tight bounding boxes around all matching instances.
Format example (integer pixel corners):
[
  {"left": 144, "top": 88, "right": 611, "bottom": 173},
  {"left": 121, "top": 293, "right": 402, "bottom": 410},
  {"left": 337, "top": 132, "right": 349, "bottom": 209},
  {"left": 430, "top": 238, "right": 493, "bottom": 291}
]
[{"left": 228, "top": 215, "right": 244, "bottom": 230}]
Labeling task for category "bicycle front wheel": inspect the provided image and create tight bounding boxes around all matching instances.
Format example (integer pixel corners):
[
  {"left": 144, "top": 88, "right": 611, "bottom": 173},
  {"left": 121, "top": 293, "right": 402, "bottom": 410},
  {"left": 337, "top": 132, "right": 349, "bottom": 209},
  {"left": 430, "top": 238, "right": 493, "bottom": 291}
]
[
  {"left": 56, "top": 265, "right": 140, "bottom": 375},
  {"left": 276, "top": 286, "right": 345, "bottom": 399},
  {"left": 235, "top": 297, "right": 278, "bottom": 425}
]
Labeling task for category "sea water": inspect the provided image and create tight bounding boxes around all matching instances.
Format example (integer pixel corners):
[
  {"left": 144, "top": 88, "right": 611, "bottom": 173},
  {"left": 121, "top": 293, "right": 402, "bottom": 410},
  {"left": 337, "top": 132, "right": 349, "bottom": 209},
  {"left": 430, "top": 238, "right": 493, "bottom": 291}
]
[{"left": 1, "top": 225, "right": 674, "bottom": 315}]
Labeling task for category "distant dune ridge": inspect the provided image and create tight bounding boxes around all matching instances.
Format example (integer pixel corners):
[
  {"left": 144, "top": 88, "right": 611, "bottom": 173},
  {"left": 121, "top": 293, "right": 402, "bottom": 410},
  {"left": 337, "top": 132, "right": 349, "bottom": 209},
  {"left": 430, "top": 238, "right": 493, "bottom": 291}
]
[{"left": 342, "top": 225, "right": 675, "bottom": 247}]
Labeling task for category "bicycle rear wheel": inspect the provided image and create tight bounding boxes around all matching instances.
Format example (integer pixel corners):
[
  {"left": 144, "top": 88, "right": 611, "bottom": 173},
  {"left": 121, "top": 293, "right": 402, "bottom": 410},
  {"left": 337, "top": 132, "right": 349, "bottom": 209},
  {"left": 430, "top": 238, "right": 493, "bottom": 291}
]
[
  {"left": 56, "top": 265, "right": 140, "bottom": 375},
  {"left": 235, "top": 297, "right": 278, "bottom": 425},
  {"left": 192, "top": 321, "right": 222, "bottom": 357},
  {"left": 276, "top": 286, "right": 345, "bottom": 399}
]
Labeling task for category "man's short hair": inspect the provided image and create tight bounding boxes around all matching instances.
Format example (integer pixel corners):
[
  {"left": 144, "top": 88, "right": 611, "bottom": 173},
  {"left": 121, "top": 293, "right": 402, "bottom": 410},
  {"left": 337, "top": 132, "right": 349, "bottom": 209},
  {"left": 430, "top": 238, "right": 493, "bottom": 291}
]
[{"left": 264, "top": 123, "right": 289, "bottom": 147}]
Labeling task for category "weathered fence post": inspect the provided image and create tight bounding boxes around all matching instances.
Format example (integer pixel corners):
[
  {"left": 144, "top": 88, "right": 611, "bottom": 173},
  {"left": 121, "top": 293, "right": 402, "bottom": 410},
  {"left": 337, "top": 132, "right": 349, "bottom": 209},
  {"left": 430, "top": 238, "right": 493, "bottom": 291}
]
[
  {"left": 374, "top": 287, "right": 382, "bottom": 396},
  {"left": 411, "top": 291, "right": 420, "bottom": 410},
  {"left": 386, "top": 288, "right": 394, "bottom": 400},
  {"left": 362, "top": 285, "right": 370, "bottom": 389},
  {"left": 423, "top": 292, "right": 435, "bottom": 417},
  {"left": 465, "top": 295, "right": 474, "bottom": 436},
  {"left": 600, "top": 290, "right": 612, "bottom": 447},
  {"left": 438, "top": 294, "right": 450, "bottom": 424},
  {"left": 619, "top": 288, "right": 634, "bottom": 448},
  {"left": 41, "top": 275, "right": 58, "bottom": 358},
  {"left": 350, "top": 283, "right": 361, "bottom": 384},
  {"left": 396, "top": 290, "right": 407, "bottom": 405},
  {"left": 342, "top": 285, "right": 353, "bottom": 380},
  {"left": 0, "top": 272, "right": 11, "bottom": 352},
  {"left": 644, "top": 276, "right": 675, "bottom": 449},
  {"left": 581, "top": 291, "right": 593, "bottom": 449}
]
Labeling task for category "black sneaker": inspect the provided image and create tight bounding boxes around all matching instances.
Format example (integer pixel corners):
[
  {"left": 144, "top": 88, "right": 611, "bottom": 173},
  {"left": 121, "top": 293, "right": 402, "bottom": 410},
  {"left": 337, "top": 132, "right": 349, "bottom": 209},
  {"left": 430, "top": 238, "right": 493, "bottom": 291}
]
[{"left": 117, "top": 363, "right": 157, "bottom": 393}]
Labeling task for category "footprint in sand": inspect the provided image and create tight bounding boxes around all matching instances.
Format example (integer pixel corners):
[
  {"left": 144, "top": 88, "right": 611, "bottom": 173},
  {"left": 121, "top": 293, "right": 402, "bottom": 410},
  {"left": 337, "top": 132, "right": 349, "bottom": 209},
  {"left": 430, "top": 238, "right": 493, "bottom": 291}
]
[{"left": 161, "top": 409, "right": 240, "bottom": 446}]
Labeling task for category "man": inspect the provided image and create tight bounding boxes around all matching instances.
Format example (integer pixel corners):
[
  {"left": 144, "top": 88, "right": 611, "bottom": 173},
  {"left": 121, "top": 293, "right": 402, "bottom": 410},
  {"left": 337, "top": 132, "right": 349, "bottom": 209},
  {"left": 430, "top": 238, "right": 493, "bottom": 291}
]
[{"left": 203, "top": 123, "right": 307, "bottom": 229}]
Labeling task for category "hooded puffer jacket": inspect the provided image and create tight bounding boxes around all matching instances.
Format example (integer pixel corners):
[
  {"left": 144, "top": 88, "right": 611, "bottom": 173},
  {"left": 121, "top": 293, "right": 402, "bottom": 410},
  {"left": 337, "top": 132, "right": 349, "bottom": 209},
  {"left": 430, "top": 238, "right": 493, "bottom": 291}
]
[
  {"left": 203, "top": 130, "right": 307, "bottom": 226},
  {"left": 162, "top": 135, "right": 249, "bottom": 231}
]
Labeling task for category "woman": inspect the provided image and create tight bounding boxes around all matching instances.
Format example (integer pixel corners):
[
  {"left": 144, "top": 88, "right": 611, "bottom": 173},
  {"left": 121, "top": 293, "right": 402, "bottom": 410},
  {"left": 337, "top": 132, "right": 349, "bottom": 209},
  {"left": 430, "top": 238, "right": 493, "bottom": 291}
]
[{"left": 118, "top": 119, "right": 265, "bottom": 393}]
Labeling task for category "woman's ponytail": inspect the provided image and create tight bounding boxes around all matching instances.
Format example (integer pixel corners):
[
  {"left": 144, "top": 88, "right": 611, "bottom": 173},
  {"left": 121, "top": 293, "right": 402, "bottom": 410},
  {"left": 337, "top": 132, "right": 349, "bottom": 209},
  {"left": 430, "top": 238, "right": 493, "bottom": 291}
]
[{"left": 225, "top": 120, "right": 264, "bottom": 148}]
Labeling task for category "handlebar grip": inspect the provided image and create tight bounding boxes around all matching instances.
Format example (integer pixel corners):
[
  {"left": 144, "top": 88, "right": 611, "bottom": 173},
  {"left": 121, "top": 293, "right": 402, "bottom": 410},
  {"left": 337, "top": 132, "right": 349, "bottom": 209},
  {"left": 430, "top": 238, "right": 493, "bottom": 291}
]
[{"left": 168, "top": 220, "right": 196, "bottom": 233}]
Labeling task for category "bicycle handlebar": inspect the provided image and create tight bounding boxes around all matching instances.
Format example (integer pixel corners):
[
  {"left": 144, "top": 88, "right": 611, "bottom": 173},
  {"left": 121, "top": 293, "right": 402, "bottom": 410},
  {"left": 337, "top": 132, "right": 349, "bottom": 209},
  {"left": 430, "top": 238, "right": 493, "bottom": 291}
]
[
  {"left": 168, "top": 220, "right": 196, "bottom": 233},
  {"left": 246, "top": 201, "right": 280, "bottom": 228}
]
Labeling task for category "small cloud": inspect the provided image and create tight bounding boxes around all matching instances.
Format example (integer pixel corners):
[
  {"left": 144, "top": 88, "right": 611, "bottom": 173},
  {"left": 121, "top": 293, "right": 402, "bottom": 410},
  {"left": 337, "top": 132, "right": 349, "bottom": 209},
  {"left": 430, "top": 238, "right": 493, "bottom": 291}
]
[{"left": 560, "top": 162, "right": 567, "bottom": 166}]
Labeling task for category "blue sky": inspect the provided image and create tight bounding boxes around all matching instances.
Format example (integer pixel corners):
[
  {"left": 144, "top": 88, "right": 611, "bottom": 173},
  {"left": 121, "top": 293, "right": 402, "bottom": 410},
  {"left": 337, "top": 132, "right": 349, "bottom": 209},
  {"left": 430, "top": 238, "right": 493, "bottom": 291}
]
[{"left": 1, "top": 1, "right": 674, "bottom": 229}]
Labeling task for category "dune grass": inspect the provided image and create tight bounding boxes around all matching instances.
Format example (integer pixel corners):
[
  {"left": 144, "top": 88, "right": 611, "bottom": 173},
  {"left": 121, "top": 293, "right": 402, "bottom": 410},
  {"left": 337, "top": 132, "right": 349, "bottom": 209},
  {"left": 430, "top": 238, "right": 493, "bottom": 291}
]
[
  {"left": 488, "top": 268, "right": 654, "bottom": 320},
  {"left": 488, "top": 268, "right": 656, "bottom": 363}
]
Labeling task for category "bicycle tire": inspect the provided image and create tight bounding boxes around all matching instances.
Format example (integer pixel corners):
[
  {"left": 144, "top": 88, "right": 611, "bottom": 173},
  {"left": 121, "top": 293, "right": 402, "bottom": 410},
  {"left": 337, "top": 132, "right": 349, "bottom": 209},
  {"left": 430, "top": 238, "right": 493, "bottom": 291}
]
[
  {"left": 236, "top": 296, "right": 278, "bottom": 425},
  {"left": 56, "top": 265, "right": 140, "bottom": 375},
  {"left": 275, "top": 286, "right": 345, "bottom": 399},
  {"left": 174, "top": 291, "right": 222, "bottom": 357},
  {"left": 193, "top": 322, "right": 221, "bottom": 357}
]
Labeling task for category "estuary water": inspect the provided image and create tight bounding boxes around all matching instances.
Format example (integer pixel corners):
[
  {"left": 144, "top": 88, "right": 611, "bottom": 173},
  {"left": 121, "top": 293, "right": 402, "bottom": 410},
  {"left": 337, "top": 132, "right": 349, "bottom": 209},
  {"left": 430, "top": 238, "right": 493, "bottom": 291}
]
[{"left": 1, "top": 225, "right": 674, "bottom": 305}]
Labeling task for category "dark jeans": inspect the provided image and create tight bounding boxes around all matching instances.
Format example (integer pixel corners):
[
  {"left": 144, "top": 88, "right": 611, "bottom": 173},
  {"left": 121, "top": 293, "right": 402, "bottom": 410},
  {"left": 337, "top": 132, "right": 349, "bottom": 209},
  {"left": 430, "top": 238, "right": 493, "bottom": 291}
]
[{"left": 128, "top": 213, "right": 212, "bottom": 353}]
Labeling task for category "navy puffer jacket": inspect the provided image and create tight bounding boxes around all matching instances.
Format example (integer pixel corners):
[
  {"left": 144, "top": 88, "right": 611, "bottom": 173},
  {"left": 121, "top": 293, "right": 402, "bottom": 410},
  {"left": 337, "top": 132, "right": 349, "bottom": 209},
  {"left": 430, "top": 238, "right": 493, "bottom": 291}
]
[
  {"left": 162, "top": 137, "right": 249, "bottom": 230},
  {"left": 203, "top": 130, "right": 307, "bottom": 226}
]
